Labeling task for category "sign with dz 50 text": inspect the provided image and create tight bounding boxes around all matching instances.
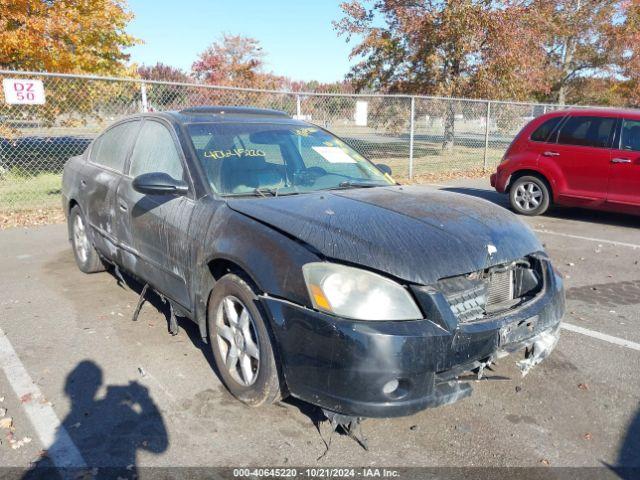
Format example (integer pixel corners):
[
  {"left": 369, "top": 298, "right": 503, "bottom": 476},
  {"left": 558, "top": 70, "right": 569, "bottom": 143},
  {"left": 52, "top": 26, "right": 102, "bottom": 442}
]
[{"left": 3, "top": 78, "right": 46, "bottom": 105}]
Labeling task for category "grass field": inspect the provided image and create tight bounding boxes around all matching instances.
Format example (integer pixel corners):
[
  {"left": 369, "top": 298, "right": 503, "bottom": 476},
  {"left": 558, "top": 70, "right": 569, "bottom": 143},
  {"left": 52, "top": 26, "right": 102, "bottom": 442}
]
[
  {"left": 362, "top": 140, "right": 504, "bottom": 180},
  {"left": 0, "top": 171, "right": 62, "bottom": 210}
]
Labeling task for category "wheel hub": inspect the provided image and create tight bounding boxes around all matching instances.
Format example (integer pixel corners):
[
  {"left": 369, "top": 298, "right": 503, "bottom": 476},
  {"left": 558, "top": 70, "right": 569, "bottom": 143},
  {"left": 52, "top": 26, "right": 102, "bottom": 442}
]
[{"left": 234, "top": 331, "right": 245, "bottom": 350}]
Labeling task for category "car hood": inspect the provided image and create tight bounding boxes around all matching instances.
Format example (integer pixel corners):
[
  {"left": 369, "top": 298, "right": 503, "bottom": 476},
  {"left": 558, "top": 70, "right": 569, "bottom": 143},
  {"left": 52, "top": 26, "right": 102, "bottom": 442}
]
[{"left": 226, "top": 185, "right": 543, "bottom": 286}]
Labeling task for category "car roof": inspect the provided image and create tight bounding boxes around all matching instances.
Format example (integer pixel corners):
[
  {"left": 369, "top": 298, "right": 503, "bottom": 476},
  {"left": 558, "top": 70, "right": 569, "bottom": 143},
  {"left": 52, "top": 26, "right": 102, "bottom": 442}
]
[
  {"left": 542, "top": 107, "right": 640, "bottom": 119},
  {"left": 158, "top": 106, "right": 309, "bottom": 125}
]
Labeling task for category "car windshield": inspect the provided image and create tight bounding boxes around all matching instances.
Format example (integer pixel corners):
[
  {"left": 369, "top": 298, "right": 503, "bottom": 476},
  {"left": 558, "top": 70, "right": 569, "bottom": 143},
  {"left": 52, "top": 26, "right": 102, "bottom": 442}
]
[{"left": 187, "top": 122, "right": 394, "bottom": 196}]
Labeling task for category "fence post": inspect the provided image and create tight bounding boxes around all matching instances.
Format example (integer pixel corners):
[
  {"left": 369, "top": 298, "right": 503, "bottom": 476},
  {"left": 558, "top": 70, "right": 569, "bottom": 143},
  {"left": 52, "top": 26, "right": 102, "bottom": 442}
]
[
  {"left": 296, "top": 94, "right": 301, "bottom": 118},
  {"left": 482, "top": 101, "right": 491, "bottom": 172},
  {"left": 409, "top": 96, "right": 415, "bottom": 180},
  {"left": 140, "top": 82, "right": 148, "bottom": 113}
]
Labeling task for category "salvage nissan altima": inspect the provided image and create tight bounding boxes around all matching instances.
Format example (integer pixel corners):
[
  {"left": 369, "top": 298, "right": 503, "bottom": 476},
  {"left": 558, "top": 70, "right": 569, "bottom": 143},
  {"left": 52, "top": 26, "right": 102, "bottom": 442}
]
[{"left": 62, "top": 106, "right": 564, "bottom": 419}]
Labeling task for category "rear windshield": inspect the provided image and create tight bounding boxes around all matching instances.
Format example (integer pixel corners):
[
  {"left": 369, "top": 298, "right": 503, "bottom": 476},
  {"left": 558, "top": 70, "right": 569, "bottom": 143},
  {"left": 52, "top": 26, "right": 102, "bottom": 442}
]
[{"left": 187, "top": 122, "right": 393, "bottom": 196}]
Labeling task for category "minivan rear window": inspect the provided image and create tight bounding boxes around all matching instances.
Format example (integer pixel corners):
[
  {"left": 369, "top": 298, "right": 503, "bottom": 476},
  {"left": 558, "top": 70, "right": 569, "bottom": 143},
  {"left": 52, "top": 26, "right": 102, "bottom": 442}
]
[
  {"left": 556, "top": 116, "right": 616, "bottom": 148},
  {"left": 530, "top": 116, "right": 563, "bottom": 142}
]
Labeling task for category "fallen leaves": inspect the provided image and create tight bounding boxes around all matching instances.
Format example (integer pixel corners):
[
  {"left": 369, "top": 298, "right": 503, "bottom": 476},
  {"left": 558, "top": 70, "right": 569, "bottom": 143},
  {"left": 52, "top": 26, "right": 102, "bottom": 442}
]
[
  {"left": 0, "top": 417, "right": 13, "bottom": 430},
  {"left": 1, "top": 402, "right": 36, "bottom": 450},
  {"left": 401, "top": 168, "right": 490, "bottom": 184},
  {"left": 0, "top": 207, "right": 65, "bottom": 230},
  {"left": 10, "top": 436, "right": 32, "bottom": 450}
]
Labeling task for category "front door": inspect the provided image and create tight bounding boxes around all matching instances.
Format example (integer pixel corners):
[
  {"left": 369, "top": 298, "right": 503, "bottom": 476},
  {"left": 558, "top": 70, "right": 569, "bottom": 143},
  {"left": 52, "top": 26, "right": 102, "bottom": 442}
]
[
  {"left": 549, "top": 115, "right": 616, "bottom": 205},
  {"left": 83, "top": 120, "right": 140, "bottom": 258},
  {"left": 607, "top": 118, "right": 640, "bottom": 210},
  {"left": 116, "top": 119, "right": 194, "bottom": 309}
]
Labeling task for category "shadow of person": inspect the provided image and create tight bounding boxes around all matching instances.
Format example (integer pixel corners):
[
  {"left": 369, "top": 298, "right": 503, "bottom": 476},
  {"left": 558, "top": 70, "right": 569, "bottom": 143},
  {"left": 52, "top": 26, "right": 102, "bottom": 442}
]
[
  {"left": 23, "top": 360, "right": 168, "bottom": 479},
  {"left": 609, "top": 404, "right": 640, "bottom": 479}
]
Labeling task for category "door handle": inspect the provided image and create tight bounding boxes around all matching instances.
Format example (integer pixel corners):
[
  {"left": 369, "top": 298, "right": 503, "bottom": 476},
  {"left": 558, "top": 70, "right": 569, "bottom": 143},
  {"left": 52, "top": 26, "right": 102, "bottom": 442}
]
[
  {"left": 543, "top": 151, "right": 560, "bottom": 157},
  {"left": 80, "top": 179, "right": 87, "bottom": 188},
  {"left": 118, "top": 201, "right": 128, "bottom": 212},
  {"left": 611, "top": 158, "right": 632, "bottom": 164}
]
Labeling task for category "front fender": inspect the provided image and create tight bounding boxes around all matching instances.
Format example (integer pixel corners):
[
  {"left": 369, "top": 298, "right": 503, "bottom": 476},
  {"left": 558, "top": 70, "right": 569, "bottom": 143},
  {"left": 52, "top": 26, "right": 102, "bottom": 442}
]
[{"left": 192, "top": 203, "right": 320, "bottom": 339}]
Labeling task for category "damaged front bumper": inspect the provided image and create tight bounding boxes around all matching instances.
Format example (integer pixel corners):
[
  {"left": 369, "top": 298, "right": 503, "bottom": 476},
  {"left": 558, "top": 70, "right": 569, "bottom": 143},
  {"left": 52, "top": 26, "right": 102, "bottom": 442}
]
[{"left": 262, "top": 260, "right": 564, "bottom": 418}]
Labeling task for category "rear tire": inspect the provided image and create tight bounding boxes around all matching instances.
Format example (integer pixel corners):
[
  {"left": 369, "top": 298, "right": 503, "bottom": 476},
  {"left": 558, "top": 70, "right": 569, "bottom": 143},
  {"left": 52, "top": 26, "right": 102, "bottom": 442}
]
[
  {"left": 69, "top": 205, "right": 105, "bottom": 273},
  {"left": 207, "top": 273, "right": 282, "bottom": 407},
  {"left": 509, "top": 175, "right": 551, "bottom": 216}
]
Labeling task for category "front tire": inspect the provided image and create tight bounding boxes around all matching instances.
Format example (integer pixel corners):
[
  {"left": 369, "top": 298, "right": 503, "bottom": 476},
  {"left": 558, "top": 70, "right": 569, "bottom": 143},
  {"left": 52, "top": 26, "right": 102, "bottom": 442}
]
[
  {"left": 69, "top": 205, "right": 105, "bottom": 273},
  {"left": 207, "top": 273, "right": 282, "bottom": 406},
  {"left": 509, "top": 175, "right": 551, "bottom": 216}
]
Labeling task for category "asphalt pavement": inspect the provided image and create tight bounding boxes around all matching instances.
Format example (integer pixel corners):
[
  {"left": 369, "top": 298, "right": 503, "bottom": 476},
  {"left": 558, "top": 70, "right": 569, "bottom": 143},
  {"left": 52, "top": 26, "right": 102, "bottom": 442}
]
[{"left": 0, "top": 178, "right": 638, "bottom": 477}]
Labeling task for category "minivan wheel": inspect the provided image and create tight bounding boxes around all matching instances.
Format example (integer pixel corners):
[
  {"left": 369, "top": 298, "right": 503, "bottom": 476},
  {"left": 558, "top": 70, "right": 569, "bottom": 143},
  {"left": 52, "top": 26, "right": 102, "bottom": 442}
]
[
  {"left": 509, "top": 176, "right": 551, "bottom": 216},
  {"left": 207, "top": 273, "right": 282, "bottom": 406},
  {"left": 69, "top": 205, "right": 105, "bottom": 273}
]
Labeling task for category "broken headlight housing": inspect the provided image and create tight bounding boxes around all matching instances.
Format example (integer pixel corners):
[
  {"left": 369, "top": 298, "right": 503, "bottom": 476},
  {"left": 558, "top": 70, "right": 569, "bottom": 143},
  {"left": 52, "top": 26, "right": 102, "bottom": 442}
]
[{"left": 302, "top": 263, "right": 422, "bottom": 321}]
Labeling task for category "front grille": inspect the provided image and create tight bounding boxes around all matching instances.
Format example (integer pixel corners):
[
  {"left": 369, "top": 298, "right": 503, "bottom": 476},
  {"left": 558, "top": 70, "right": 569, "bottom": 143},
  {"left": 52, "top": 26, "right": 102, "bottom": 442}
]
[
  {"left": 437, "top": 257, "right": 543, "bottom": 323},
  {"left": 487, "top": 269, "right": 514, "bottom": 306}
]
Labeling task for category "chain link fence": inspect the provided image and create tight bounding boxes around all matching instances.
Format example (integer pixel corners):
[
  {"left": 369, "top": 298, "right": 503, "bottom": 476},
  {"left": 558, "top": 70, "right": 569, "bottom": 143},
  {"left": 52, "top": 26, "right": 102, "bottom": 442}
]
[{"left": 0, "top": 70, "right": 577, "bottom": 213}]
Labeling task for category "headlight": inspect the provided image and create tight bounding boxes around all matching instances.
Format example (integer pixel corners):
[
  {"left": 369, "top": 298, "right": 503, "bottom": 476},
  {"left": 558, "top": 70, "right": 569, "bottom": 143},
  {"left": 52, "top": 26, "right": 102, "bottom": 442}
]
[{"left": 302, "top": 263, "right": 422, "bottom": 321}]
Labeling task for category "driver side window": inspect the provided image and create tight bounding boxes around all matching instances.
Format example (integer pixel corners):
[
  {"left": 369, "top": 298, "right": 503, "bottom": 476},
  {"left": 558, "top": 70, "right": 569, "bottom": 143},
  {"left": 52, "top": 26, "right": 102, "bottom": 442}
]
[{"left": 129, "top": 120, "right": 184, "bottom": 180}]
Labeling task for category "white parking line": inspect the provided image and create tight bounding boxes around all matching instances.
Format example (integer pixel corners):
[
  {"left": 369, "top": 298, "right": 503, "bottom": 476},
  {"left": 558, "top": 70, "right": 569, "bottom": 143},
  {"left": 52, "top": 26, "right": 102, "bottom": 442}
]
[
  {"left": 562, "top": 322, "right": 640, "bottom": 352},
  {"left": 533, "top": 229, "right": 640, "bottom": 249},
  {"left": 0, "top": 328, "right": 86, "bottom": 468}
]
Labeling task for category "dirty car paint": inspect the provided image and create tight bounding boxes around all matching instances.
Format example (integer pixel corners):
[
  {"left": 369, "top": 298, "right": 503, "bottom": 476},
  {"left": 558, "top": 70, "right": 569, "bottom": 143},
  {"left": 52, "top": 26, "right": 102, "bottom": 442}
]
[
  {"left": 227, "top": 185, "right": 543, "bottom": 285},
  {"left": 62, "top": 108, "right": 564, "bottom": 419}
]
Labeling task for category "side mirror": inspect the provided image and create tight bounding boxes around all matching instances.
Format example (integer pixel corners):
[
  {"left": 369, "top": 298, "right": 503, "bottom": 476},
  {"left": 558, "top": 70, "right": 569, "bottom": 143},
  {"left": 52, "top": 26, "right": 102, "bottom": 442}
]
[
  {"left": 377, "top": 163, "right": 392, "bottom": 175},
  {"left": 132, "top": 172, "right": 188, "bottom": 196}
]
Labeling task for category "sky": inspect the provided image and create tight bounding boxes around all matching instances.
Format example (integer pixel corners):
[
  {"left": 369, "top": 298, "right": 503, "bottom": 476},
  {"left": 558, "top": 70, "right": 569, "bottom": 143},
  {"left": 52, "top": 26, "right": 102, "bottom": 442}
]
[{"left": 125, "top": 0, "right": 357, "bottom": 83}]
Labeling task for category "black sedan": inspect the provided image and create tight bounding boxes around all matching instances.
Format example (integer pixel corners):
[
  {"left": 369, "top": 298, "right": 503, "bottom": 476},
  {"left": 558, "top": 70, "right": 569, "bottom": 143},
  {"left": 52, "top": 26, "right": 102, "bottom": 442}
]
[{"left": 62, "top": 106, "right": 564, "bottom": 419}]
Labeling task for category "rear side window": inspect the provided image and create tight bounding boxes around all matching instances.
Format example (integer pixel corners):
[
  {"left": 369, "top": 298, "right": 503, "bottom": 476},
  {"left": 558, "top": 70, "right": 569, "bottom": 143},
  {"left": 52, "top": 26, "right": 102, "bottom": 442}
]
[
  {"left": 620, "top": 119, "right": 640, "bottom": 152},
  {"left": 129, "top": 120, "right": 184, "bottom": 180},
  {"left": 91, "top": 121, "right": 140, "bottom": 172},
  {"left": 557, "top": 116, "right": 616, "bottom": 148},
  {"left": 530, "top": 116, "right": 563, "bottom": 142}
]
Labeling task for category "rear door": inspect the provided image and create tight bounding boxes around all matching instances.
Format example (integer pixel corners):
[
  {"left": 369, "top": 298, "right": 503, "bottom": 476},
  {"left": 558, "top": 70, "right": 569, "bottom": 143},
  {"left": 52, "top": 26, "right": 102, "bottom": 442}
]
[
  {"left": 116, "top": 118, "right": 195, "bottom": 308},
  {"left": 607, "top": 117, "right": 640, "bottom": 209},
  {"left": 545, "top": 115, "right": 616, "bottom": 204},
  {"left": 83, "top": 120, "right": 140, "bottom": 258}
]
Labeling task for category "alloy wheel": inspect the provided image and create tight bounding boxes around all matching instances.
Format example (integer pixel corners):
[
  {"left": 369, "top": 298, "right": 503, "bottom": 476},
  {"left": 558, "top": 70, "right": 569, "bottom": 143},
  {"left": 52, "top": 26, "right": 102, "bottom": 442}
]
[
  {"left": 73, "top": 213, "right": 90, "bottom": 264},
  {"left": 215, "top": 295, "right": 260, "bottom": 386},
  {"left": 514, "top": 181, "right": 543, "bottom": 212}
]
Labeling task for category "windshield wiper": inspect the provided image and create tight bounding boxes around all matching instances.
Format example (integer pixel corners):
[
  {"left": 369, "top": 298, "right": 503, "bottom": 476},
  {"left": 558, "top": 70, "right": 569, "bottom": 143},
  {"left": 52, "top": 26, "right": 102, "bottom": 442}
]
[
  {"left": 254, "top": 187, "right": 277, "bottom": 197},
  {"left": 333, "top": 181, "right": 384, "bottom": 189},
  {"left": 253, "top": 187, "right": 301, "bottom": 197}
]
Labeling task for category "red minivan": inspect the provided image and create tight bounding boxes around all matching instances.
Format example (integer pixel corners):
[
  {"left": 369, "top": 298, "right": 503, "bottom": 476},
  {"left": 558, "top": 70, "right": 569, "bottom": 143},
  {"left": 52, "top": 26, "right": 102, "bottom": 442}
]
[{"left": 491, "top": 108, "right": 640, "bottom": 216}]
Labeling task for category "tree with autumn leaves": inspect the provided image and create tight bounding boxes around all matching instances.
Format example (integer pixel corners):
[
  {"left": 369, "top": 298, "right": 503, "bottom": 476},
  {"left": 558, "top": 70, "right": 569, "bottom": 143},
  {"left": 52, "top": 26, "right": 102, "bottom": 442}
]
[
  {"left": 334, "top": 0, "right": 640, "bottom": 106},
  {"left": 1, "top": 0, "right": 639, "bottom": 108},
  {"left": 0, "top": 0, "right": 139, "bottom": 75}
]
